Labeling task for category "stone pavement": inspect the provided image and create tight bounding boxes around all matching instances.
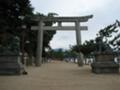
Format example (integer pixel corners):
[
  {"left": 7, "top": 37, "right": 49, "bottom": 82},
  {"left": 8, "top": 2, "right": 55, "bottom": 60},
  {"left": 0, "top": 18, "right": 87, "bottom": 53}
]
[{"left": 0, "top": 61, "right": 120, "bottom": 90}]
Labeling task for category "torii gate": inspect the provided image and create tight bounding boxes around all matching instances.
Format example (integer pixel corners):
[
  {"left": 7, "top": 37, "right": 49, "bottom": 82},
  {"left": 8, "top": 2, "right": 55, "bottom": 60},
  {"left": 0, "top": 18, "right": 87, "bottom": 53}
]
[{"left": 32, "top": 15, "right": 93, "bottom": 66}]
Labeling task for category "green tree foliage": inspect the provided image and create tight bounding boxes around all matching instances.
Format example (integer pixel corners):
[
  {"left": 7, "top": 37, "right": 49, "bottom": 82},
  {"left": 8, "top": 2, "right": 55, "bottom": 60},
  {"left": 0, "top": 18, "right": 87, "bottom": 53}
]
[
  {"left": 64, "top": 50, "right": 77, "bottom": 62},
  {"left": 64, "top": 50, "right": 77, "bottom": 58},
  {"left": 42, "top": 13, "right": 57, "bottom": 57},
  {"left": 0, "top": 0, "right": 56, "bottom": 58},
  {"left": 0, "top": 0, "right": 33, "bottom": 55},
  {"left": 0, "top": 32, "right": 20, "bottom": 54},
  {"left": 97, "top": 21, "right": 118, "bottom": 46},
  {"left": 72, "top": 40, "right": 96, "bottom": 57},
  {"left": 109, "top": 20, "right": 120, "bottom": 51},
  {"left": 72, "top": 20, "right": 120, "bottom": 58},
  {"left": 48, "top": 49, "right": 64, "bottom": 60},
  {"left": 23, "top": 13, "right": 56, "bottom": 57},
  {"left": 0, "top": 0, "right": 33, "bottom": 33},
  {"left": 42, "top": 20, "right": 56, "bottom": 57},
  {"left": 47, "top": 49, "right": 77, "bottom": 62},
  {"left": 96, "top": 20, "right": 120, "bottom": 52}
]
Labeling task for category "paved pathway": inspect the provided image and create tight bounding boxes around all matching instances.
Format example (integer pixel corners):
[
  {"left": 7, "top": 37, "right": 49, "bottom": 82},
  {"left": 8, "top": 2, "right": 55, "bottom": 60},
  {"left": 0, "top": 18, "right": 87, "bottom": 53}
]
[{"left": 0, "top": 61, "right": 120, "bottom": 90}]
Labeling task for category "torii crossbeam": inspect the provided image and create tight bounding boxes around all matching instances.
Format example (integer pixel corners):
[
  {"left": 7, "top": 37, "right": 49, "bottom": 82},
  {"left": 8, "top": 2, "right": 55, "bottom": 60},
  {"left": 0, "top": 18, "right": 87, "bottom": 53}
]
[{"left": 32, "top": 15, "right": 93, "bottom": 66}]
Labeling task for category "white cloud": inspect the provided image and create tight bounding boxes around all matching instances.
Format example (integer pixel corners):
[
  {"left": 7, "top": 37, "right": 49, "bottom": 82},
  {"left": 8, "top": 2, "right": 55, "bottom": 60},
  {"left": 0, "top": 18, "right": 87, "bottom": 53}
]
[
  {"left": 31, "top": 0, "right": 110, "bottom": 15},
  {"left": 49, "top": 31, "right": 76, "bottom": 49},
  {"left": 30, "top": 0, "right": 120, "bottom": 49}
]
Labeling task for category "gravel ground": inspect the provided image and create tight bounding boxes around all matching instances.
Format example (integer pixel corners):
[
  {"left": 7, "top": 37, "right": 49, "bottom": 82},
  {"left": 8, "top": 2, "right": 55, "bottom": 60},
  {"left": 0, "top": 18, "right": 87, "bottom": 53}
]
[{"left": 0, "top": 61, "right": 120, "bottom": 90}]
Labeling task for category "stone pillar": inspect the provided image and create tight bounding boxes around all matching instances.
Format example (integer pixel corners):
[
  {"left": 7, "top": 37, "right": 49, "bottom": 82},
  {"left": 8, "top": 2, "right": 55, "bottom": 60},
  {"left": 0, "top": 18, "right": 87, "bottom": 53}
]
[
  {"left": 35, "top": 20, "right": 43, "bottom": 66},
  {"left": 58, "top": 22, "right": 62, "bottom": 27},
  {"left": 75, "top": 21, "right": 83, "bottom": 66}
]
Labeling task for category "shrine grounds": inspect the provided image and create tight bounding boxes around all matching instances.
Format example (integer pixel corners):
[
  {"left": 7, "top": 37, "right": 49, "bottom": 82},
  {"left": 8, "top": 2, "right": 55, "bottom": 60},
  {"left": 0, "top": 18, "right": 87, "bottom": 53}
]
[{"left": 0, "top": 61, "right": 120, "bottom": 90}]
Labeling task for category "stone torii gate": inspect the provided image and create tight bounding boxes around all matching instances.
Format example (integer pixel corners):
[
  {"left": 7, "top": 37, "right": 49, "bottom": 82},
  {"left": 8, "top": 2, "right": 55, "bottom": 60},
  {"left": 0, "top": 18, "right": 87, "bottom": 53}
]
[{"left": 32, "top": 15, "right": 93, "bottom": 66}]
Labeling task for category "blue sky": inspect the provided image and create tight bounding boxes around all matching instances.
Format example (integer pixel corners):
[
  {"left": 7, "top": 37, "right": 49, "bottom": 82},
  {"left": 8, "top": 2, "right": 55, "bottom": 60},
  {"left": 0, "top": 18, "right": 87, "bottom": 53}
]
[{"left": 30, "top": 0, "right": 120, "bottom": 49}]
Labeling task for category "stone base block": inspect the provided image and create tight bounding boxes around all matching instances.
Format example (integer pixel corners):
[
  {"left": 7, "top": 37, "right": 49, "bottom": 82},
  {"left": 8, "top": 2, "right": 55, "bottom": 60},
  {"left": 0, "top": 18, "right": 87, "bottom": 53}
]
[
  {"left": 91, "top": 62, "right": 119, "bottom": 74},
  {"left": 0, "top": 55, "right": 24, "bottom": 75}
]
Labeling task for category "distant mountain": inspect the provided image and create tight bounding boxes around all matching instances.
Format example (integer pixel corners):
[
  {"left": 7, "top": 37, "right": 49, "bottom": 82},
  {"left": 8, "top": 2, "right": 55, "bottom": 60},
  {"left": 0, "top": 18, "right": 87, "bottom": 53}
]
[{"left": 52, "top": 48, "right": 67, "bottom": 52}]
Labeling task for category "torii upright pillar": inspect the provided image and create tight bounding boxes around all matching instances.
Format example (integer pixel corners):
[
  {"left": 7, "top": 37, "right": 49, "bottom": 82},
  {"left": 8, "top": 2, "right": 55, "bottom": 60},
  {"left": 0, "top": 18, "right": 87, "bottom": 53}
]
[
  {"left": 75, "top": 21, "right": 83, "bottom": 66},
  {"left": 35, "top": 20, "right": 43, "bottom": 66}
]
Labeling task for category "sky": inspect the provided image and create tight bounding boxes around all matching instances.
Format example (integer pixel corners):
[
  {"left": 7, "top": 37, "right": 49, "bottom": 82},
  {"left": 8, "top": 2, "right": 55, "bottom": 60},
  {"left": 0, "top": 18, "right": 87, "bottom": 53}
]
[{"left": 30, "top": 0, "right": 120, "bottom": 49}]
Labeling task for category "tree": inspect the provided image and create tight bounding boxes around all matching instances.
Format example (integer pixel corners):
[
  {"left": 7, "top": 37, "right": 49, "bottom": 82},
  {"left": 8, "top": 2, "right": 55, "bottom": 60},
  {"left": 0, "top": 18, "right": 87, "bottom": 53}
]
[
  {"left": 23, "top": 13, "right": 56, "bottom": 57},
  {"left": 0, "top": 0, "right": 33, "bottom": 55},
  {"left": 0, "top": 0, "right": 57, "bottom": 65},
  {"left": 42, "top": 13, "right": 57, "bottom": 57},
  {"left": 72, "top": 40, "right": 96, "bottom": 64},
  {"left": 95, "top": 20, "right": 120, "bottom": 53},
  {"left": 72, "top": 40, "right": 96, "bottom": 55},
  {"left": 109, "top": 20, "right": 120, "bottom": 51},
  {"left": 0, "top": 0, "right": 33, "bottom": 32},
  {"left": 48, "top": 49, "right": 65, "bottom": 60},
  {"left": 96, "top": 21, "right": 118, "bottom": 52}
]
